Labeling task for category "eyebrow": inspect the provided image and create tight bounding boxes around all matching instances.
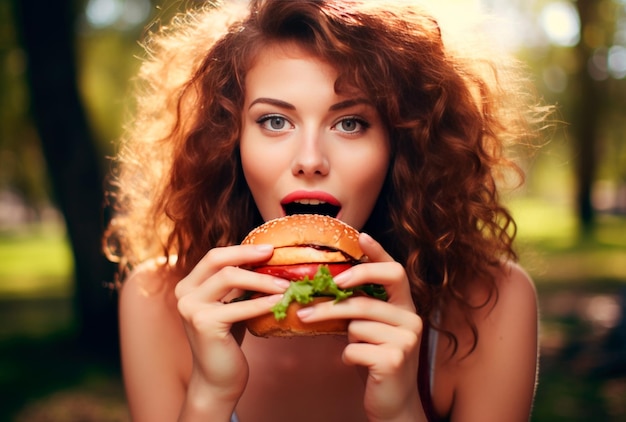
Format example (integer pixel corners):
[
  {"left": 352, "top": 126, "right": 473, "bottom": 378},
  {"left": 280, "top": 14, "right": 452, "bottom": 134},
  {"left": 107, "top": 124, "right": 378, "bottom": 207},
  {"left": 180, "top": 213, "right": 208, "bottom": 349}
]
[
  {"left": 248, "top": 97, "right": 373, "bottom": 112},
  {"left": 249, "top": 98, "right": 295, "bottom": 110},
  {"left": 328, "top": 98, "right": 372, "bottom": 111}
]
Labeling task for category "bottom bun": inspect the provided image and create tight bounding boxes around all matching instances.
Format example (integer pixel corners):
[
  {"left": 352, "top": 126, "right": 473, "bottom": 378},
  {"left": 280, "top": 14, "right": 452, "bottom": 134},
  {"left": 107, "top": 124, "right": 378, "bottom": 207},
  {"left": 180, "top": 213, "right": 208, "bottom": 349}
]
[{"left": 246, "top": 297, "right": 349, "bottom": 337}]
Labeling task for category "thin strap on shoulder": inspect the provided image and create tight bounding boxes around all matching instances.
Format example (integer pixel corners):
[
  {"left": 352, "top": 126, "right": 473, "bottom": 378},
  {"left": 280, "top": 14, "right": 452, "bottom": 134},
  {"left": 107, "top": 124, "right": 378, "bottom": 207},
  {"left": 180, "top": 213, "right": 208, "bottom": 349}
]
[
  {"left": 418, "top": 320, "right": 438, "bottom": 422},
  {"left": 428, "top": 310, "right": 440, "bottom": 393}
]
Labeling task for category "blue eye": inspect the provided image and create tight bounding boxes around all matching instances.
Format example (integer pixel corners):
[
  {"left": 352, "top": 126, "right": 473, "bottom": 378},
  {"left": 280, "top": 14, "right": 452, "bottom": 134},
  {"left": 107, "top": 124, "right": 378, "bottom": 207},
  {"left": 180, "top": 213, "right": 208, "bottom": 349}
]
[
  {"left": 257, "top": 115, "right": 291, "bottom": 132},
  {"left": 338, "top": 119, "right": 359, "bottom": 132},
  {"left": 334, "top": 117, "right": 369, "bottom": 134}
]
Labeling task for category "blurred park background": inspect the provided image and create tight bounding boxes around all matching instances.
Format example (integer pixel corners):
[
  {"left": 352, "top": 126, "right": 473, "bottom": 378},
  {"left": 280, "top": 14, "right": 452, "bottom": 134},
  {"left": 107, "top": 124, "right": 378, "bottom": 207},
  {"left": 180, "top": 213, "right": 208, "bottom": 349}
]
[{"left": 0, "top": 0, "right": 625, "bottom": 420}]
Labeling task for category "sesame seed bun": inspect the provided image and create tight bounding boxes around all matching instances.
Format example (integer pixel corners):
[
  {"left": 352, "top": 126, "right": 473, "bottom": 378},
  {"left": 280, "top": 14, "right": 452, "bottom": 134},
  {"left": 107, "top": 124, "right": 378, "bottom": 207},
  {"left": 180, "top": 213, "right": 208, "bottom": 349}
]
[
  {"left": 241, "top": 214, "right": 363, "bottom": 337},
  {"left": 241, "top": 214, "right": 364, "bottom": 265}
]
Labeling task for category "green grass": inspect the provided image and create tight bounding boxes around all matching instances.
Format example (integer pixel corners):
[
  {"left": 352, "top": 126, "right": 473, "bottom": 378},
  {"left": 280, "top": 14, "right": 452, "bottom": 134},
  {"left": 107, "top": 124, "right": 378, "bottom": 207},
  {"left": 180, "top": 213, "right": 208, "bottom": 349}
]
[
  {"left": 0, "top": 224, "right": 73, "bottom": 298},
  {"left": 510, "top": 196, "right": 626, "bottom": 249},
  {"left": 508, "top": 196, "right": 626, "bottom": 284},
  {"left": 510, "top": 197, "right": 579, "bottom": 247}
]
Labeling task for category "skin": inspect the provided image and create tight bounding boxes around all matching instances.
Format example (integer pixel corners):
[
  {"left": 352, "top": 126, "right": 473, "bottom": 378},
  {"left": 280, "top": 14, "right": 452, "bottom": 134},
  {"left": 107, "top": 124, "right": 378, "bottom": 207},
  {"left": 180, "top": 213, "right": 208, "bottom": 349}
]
[
  {"left": 118, "top": 42, "right": 539, "bottom": 422},
  {"left": 240, "top": 43, "right": 390, "bottom": 229}
]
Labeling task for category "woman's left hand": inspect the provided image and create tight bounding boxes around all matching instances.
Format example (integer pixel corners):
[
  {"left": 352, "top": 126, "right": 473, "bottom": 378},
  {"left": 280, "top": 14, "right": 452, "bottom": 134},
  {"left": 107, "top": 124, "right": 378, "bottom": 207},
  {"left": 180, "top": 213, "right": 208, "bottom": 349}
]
[{"left": 296, "top": 233, "right": 427, "bottom": 422}]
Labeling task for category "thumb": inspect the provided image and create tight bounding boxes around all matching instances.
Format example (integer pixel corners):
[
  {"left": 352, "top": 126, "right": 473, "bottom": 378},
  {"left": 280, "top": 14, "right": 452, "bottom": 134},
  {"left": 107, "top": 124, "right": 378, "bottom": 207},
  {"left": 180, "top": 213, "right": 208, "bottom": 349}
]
[{"left": 358, "top": 232, "right": 395, "bottom": 263}]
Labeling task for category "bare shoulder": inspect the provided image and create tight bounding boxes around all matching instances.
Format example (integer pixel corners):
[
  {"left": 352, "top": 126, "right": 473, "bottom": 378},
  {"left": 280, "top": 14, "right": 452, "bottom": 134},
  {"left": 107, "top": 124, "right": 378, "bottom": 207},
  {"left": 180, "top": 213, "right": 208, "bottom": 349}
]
[
  {"left": 489, "top": 261, "right": 538, "bottom": 319},
  {"left": 467, "top": 261, "right": 538, "bottom": 359},
  {"left": 119, "top": 258, "right": 181, "bottom": 315},
  {"left": 443, "top": 261, "right": 538, "bottom": 350},
  {"left": 118, "top": 257, "right": 188, "bottom": 356},
  {"left": 118, "top": 258, "right": 188, "bottom": 361},
  {"left": 444, "top": 262, "right": 539, "bottom": 421},
  {"left": 499, "top": 261, "right": 536, "bottom": 297},
  {"left": 118, "top": 259, "right": 192, "bottom": 420}
]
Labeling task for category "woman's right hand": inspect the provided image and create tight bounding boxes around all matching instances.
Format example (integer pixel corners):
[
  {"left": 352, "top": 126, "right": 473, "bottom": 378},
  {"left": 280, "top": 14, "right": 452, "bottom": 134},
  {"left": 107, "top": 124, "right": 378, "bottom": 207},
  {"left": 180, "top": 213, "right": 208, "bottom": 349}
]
[{"left": 174, "top": 244, "right": 288, "bottom": 418}]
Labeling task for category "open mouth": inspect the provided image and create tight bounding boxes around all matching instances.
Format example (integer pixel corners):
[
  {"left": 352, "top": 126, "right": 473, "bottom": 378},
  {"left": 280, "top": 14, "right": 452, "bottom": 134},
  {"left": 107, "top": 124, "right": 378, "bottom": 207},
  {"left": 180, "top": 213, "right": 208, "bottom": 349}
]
[{"left": 283, "top": 199, "right": 340, "bottom": 218}]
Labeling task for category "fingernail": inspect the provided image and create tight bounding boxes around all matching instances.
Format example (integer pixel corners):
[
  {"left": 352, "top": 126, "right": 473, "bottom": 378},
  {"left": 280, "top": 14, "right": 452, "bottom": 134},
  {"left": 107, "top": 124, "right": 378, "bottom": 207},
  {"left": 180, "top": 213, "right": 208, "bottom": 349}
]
[
  {"left": 296, "top": 306, "right": 314, "bottom": 320},
  {"left": 333, "top": 269, "right": 352, "bottom": 286},
  {"left": 265, "top": 294, "right": 283, "bottom": 305},
  {"left": 255, "top": 244, "right": 274, "bottom": 253},
  {"left": 360, "top": 232, "right": 375, "bottom": 244},
  {"left": 273, "top": 278, "right": 291, "bottom": 289}
]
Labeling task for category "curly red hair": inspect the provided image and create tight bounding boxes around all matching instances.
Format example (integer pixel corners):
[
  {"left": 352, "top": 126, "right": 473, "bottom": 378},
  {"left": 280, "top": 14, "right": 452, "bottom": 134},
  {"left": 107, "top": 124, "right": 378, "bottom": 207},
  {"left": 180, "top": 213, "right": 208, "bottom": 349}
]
[{"left": 105, "top": 0, "right": 549, "bottom": 351}]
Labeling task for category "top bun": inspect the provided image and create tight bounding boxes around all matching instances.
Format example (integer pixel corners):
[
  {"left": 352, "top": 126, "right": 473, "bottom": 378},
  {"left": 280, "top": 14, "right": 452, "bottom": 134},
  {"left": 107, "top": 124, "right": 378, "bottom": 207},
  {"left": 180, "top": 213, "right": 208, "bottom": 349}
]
[{"left": 242, "top": 214, "right": 364, "bottom": 261}]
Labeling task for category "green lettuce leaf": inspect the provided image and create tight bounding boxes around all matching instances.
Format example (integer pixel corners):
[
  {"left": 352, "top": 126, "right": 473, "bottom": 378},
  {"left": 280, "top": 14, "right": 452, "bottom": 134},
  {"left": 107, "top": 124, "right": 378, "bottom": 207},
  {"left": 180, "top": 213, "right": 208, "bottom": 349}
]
[{"left": 270, "top": 265, "right": 388, "bottom": 320}]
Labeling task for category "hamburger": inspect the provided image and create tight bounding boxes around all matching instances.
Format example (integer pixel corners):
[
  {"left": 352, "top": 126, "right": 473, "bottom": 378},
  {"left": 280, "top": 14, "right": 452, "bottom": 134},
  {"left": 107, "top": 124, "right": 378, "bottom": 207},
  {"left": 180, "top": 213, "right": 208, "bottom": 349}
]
[{"left": 240, "top": 214, "right": 387, "bottom": 337}]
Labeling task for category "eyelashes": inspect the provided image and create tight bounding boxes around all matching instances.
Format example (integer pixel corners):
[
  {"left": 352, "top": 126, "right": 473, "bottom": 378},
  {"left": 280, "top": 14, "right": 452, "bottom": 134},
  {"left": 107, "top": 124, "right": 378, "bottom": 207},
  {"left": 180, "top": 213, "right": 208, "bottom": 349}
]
[
  {"left": 256, "top": 114, "right": 293, "bottom": 132},
  {"left": 255, "top": 114, "right": 371, "bottom": 135},
  {"left": 334, "top": 117, "right": 370, "bottom": 134}
]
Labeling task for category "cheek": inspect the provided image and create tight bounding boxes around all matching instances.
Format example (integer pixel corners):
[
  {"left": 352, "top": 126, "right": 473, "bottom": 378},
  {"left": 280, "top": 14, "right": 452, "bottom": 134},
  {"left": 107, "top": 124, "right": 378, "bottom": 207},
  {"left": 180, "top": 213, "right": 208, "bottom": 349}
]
[
  {"left": 361, "top": 159, "right": 389, "bottom": 204},
  {"left": 339, "top": 152, "right": 389, "bottom": 230},
  {"left": 349, "top": 143, "right": 390, "bottom": 211},
  {"left": 345, "top": 144, "right": 389, "bottom": 189},
  {"left": 240, "top": 136, "right": 286, "bottom": 214},
  {"left": 240, "top": 142, "right": 267, "bottom": 192}
]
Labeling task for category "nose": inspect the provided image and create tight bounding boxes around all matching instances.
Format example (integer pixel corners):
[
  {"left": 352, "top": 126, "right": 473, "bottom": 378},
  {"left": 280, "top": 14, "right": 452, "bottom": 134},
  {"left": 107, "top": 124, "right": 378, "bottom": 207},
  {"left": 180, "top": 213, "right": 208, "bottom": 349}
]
[{"left": 291, "top": 129, "right": 330, "bottom": 177}]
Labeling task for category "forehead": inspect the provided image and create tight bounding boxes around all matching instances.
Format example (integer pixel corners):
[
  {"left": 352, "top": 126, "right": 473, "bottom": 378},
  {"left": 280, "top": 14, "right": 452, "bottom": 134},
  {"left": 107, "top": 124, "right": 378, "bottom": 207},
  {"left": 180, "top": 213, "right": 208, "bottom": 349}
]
[
  {"left": 248, "top": 42, "right": 333, "bottom": 75},
  {"left": 244, "top": 41, "right": 363, "bottom": 99},
  {"left": 244, "top": 43, "right": 333, "bottom": 97}
]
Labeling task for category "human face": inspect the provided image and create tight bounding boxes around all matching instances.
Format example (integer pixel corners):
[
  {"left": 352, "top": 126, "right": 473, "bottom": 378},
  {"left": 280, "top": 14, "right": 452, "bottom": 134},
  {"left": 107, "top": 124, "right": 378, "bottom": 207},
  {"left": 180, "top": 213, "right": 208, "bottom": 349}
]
[{"left": 240, "top": 43, "right": 390, "bottom": 231}]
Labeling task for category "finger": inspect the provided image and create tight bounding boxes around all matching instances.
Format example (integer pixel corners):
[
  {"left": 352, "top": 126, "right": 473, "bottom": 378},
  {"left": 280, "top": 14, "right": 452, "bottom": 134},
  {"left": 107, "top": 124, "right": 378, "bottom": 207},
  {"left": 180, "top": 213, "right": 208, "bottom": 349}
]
[
  {"left": 186, "top": 265, "right": 289, "bottom": 301},
  {"left": 334, "top": 261, "right": 415, "bottom": 310},
  {"left": 348, "top": 319, "right": 422, "bottom": 347},
  {"left": 176, "top": 244, "right": 274, "bottom": 297},
  {"left": 177, "top": 271, "right": 289, "bottom": 324},
  {"left": 338, "top": 233, "right": 415, "bottom": 310},
  {"left": 179, "top": 293, "right": 283, "bottom": 335},
  {"left": 190, "top": 243, "right": 274, "bottom": 282},
  {"left": 359, "top": 232, "right": 395, "bottom": 263},
  {"left": 342, "top": 342, "right": 420, "bottom": 381},
  {"left": 217, "top": 294, "right": 284, "bottom": 326},
  {"left": 342, "top": 342, "right": 420, "bottom": 419},
  {"left": 342, "top": 342, "right": 405, "bottom": 372},
  {"left": 298, "top": 296, "right": 422, "bottom": 332}
]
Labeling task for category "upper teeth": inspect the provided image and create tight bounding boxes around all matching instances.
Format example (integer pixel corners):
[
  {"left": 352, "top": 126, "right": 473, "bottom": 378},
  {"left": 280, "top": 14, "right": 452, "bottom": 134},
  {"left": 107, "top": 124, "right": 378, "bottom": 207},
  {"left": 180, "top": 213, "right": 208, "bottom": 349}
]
[{"left": 294, "top": 199, "right": 326, "bottom": 205}]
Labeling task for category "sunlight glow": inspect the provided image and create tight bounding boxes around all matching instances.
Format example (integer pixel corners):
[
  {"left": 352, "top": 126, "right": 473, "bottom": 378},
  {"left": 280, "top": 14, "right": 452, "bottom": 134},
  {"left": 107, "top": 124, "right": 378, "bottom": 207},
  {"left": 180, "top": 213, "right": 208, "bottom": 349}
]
[
  {"left": 585, "top": 295, "right": 622, "bottom": 330},
  {"left": 539, "top": 1, "right": 581, "bottom": 47},
  {"left": 86, "top": 0, "right": 120, "bottom": 28},
  {"left": 85, "top": 0, "right": 151, "bottom": 29},
  {"left": 608, "top": 45, "right": 626, "bottom": 79},
  {"left": 479, "top": 1, "right": 549, "bottom": 52}
]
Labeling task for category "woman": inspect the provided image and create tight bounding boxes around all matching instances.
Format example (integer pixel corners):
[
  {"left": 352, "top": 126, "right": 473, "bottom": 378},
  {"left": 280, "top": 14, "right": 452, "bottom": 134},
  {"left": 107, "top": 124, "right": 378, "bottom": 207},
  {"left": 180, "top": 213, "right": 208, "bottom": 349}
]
[{"left": 105, "top": 1, "right": 548, "bottom": 421}]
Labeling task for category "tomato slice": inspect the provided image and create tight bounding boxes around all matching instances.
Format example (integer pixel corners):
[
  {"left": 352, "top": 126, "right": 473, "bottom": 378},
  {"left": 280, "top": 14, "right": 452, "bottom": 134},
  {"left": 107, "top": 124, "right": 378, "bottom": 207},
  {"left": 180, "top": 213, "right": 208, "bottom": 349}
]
[{"left": 253, "top": 263, "right": 352, "bottom": 281}]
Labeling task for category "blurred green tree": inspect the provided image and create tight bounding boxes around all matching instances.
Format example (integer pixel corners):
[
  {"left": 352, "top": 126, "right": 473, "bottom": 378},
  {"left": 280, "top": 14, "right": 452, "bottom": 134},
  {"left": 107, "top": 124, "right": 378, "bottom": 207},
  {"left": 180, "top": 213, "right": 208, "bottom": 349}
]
[
  {"left": 574, "top": 0, "right": 602, "bottom": 235},
  {"left": 571, "top": 0, "right": 626, "bottom": 234},
  {"left": 515, "top": 0, "right": 626, "bottom": 235},
  {"left": 12, "top": 0, "right": 119, "bottom": 358}
]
